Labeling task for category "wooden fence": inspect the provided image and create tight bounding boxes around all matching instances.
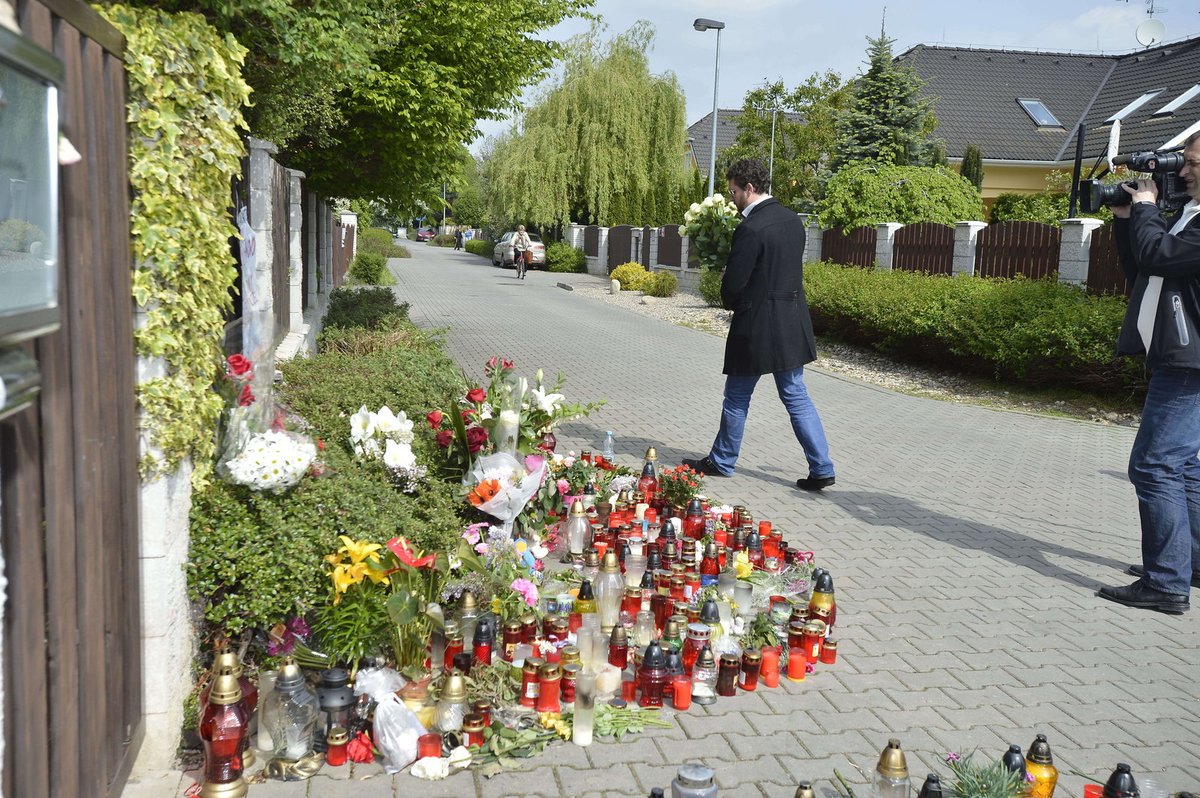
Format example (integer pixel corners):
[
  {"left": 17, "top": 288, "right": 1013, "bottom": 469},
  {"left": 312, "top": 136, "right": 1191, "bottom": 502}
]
[
  {"left": 658, "top": 224, "right": 682, "bottom": 267},
  {"left": 584, "top": 225, "right": 600, "bottom": 257},
  {"left": 3, "top": 3, "right": 142, "bottom": 798},
  {"left": 1086, "top": 224, "right": 1131, "bottom": 296},
  {"left": 822, "top": 226, "right": 877, "bottom": 268},
  {"left": 608, "top": 225, "right": 633, "bottom": 272},
  {"left": 332, "top": 219, "right": 356, "bottom": 289},
  {"left": 893, "top": 222, "right": 954, "bottom": 275},
  {"left": 976, "top": 221, "right": 1061, "bottom": 280}
]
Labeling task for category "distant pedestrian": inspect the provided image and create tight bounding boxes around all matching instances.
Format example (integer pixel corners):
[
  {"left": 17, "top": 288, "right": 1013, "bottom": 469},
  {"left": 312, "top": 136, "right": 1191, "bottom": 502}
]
[
  {"left": 454, "top": 229, "right": 463, "bottom": 250},
  {"left": 513, "top": 225, "right": 532, "bottom": 280},
  {"left": 682, "top": 158, "right": 836, "bottom": 490},
  {"left": 1098, "top": 130, "right": 1200, "bottom": 615}
]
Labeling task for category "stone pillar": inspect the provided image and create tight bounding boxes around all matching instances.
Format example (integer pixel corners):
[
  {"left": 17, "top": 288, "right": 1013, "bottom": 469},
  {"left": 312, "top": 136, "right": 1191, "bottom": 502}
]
[
  {"left": 799, "top": 215, "right": 823, "bottom": 264},
  {"left": 1058, "top": 217, "right": 1104, "bottom": 286},
  {"left": 680, "top": 235, "right": 691, "bottom": 269},
  {"left": 245, "top": 137, "right": 279, "bottom": 359},
  {"left": 590, "top": 227, "right": 610, "bottom": 276},
  {"left": 953, "top": 221, "right": 988, "bottom": 277},
  {"left": 874, "top": 222, "right": 904, "bottom": 271},
  {"left": 305, "top": 191, "right": 318, "bottom": 302},
  {"left": 287, "top": 169, "right": 305, "bottom": 333},
  {"left": 648, "top": 228, "right": 660, "bottom": 268},
  {"left": 321, "top": 200, "right": 333, "bottom": 289},
  {"left": 567, "top": 223, "right": 585, "bottom": 249}
]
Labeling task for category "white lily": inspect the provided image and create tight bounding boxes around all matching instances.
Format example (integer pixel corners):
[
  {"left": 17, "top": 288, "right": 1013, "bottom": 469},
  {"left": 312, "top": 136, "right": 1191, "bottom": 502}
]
[
  {"left": 349, "top": 405, "right": 376, "bottom": 443},
  {"left": 383, "top": 439, "right": 417, "bottom": 470},
  {"left": 530, "top": 386, "right": 564, "bottom": 414}
]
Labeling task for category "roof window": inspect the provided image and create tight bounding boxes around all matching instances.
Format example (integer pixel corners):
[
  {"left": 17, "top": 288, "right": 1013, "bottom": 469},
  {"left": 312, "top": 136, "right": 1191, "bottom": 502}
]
[
  {"left": 1153, "top": 84, "right": 1200, "bottom": 116},
  {"left": 1163, "top": 119, "right": 1200, "bottom": 150},
  {"left": 1106, "top": 89, "right": 1165, "bottom": 122},
  {"left": 1017, "top": 98, "right": 1062, "bottom": 128}
]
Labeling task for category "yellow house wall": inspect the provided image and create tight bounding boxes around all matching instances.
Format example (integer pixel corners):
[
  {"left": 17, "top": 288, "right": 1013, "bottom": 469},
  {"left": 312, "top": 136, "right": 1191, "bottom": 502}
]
[{"left": 975, "top": 163, "right": 1061, "bottom": 213}]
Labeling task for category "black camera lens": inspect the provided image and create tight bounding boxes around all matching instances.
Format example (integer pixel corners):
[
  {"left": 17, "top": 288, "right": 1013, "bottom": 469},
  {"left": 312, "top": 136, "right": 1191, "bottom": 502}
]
[{"left": 1080, "top": 179, "right": 1132, "bottom": 214}]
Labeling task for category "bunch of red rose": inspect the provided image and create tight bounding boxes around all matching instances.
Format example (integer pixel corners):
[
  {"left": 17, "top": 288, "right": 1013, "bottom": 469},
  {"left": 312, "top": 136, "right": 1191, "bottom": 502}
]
[
  {"left": 426, "top": 386, "right": 490, "bottom": 455},
  {"left": 224, "top": 354, "right": 255, "bottom": 407}
]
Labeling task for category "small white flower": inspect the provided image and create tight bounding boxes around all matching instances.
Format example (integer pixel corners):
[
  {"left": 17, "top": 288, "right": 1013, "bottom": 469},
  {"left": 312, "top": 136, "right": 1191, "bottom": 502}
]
[
  {"left": 711, "top": 193, "right": 725, "bottom": 203},
  {"left": 383, "top": 439, "right": 417, "bottom": 470},
  {"left": 689, "top": 202, "right": 702, "bottom": 214},
  {"left": 349, "top": 405, "right": 375, "bottom": 443},
  {"left": 702, "top": 196, "right": 714, "bottom": 207}
]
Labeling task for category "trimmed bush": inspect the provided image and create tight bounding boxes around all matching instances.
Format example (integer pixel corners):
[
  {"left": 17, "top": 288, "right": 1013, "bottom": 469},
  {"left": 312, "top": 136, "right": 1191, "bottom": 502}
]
[
  {"left": 818, "top": 163, "right": 985, "bottom": 230},
  {"left": 611, "top": 262, "right": 651, "bottom": 291},
  {"left": 320, "top": 286, "right": 408, "bottom": 335},
  {"left": 431, "top": 234, "right": 456, "bottom": 247},
  {"left": 699, "top": 267, "right": 723, "bottom": 307},
  {"left": 465, "top": 239, "right": 494, "bottom": 257},
  {"left": 546, "top": 241, "right": 586, "bottom": 273},
  {"left": 804, "top": 261, "right": 1139, "bottom": 391},
  {"left": 349, "top": 251, "right": 388, "bottom": 284},
  {"left": 358, "top": 227, "right": 410, "bottom": 258},
  {"left": 644, "top": 271, "right": 677, "bottom": 297}
]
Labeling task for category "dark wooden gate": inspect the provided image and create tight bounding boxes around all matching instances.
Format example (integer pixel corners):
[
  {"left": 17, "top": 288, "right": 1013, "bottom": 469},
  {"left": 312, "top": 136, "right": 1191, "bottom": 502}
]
[
  {"left": 976, "top": 221, "right": 1061, "bottom": 279},
  {"left": 1086, "top": 224, "right": 1132, "bottom": 296},
  {"left": 658, "top": 224, "right": 682, "bottom": 267},
  {"left": 893, "top": 222, "right": 954, "bottom": 275},
  {"left": 583, "top": 225, "right": 600, "bottom": 257},
  {"left": 3, "top": 2, "right": 142, "bottom": 798},
  {"left": 608, "top": 225, "right": 633, "bottom": 273},
  {"left": 821, "top": 226, "right": 877, "bottom": 268}
]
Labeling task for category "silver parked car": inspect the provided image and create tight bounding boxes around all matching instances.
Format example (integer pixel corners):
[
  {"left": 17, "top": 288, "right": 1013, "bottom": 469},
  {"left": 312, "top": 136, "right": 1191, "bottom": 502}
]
[{"left": 492, "top": 232, "right": 547, "bottom": 269}]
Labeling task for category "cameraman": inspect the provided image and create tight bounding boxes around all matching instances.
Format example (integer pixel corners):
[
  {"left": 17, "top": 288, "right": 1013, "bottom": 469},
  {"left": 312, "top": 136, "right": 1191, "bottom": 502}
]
[{"left": 1099, "top": 131, "right": 1200, "bottom": 615}]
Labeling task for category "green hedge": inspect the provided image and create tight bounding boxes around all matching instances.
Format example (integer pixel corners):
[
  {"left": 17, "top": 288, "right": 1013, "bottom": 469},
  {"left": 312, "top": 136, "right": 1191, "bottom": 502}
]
[
  {"left": 188, "top": 288, "right": 466, "bottom": 635},
  {"left": 644, "top": 272, "right": 677, "bottom": 297},
  {"left": 546, "top": 241, "right": 586, "bottom": 273},
  {"left": 358, "top": 227, "right": 410, "bottom": 258},
  {"left": 611, "top": 262, "right": 650, "bottom": 291},
  {"left": 465, "top": 239, "right": 494, "bottom": 257},
  {"left": 349, "top": 251, "right": 388, "bottom": 284},
  {"left": 431, "top": 234, "right": 457, "bottom": 247},
  {"left": 804, "top": 261, "right": 1139, "bottom": 391},
  {"left": 699, "top": 267, "right": 722, "bottom": 307}
]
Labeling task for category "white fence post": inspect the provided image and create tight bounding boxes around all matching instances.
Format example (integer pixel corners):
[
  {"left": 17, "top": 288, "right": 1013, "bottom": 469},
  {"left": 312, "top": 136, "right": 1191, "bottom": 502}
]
[
  {"left": 1058, "top": 218, "right": 1104, "bottom": 286},
  {"left": 953, "top": 221, "right": 987, "bottom": 276}
]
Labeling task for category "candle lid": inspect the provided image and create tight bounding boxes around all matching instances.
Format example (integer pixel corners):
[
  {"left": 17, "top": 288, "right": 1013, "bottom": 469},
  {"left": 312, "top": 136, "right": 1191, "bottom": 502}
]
[
  {"left": 320, "top": 667, "right": 351, "bottom": 688},
  {"left": 610, "top": 625, "right": 628, "bottom": 646},
  {"left": 877, "top": 739, "right": 909, "bottom": 779},
  {"left": 442, "top": 670, "right": 468, "bottom": 701},
  {"left": 275, "top": 657, "right": 305, "bottom": 691},
  {"left": 1103, "top": 764, "right": 1138, "bottom": 798},
  {"left": 699, "top": 599, "right": 720, "bottom": 624},
  {"left": 742, "top": 649, "right": 762, "bottom": 663},
  {"left": 212, "top": 648, "right": 243, "bottom": 677},
  {"left": 600, "top": 550, "right": 621, "bottom": 573},
  {"left": 685, "top": 622, "right": 711, "bottom": 641},
  {"left": 570, "top": 499, "right": 587, "bottom": 517},
  {"left": 642, "top": 641, "right": 666, "bottom": 669},
  {"left": 443, "top": 620, "right": 461, "bottom": 637},
  {"left": 696, "top": 646, "right": 717, "bottom": 670},
  {"left": 460, "top": 590, "right": 477, "bottom": 613},
  {"left": 208, "top": 669, "right": 243, "bottom": 705},
  {"left": 814, "top": 572, "right": 835, "bottom": 593},
  {"left": 562, "top": 663, "right": 581, "bottom": 679},
  {"left": 719, "top": 653, "right": 740, "bottom": 667},
  {"left": 461, "top": 713, "right": 486, "bottom": 733},
  {"left": 326, "top": 726, "right": 349, "bottom": 745},
  {"left": 578, "top": 579, "right": 595, "bottom": 600},
  {"left": 524, "top": 657, "right": 545, "bottom": 674},
  {"left": 538, "top": 663, "right": 561, "bottom": 680},
  {"left": 1026, "top": 733, "right": 1054, "bottom": 764},
  {"left": 795, "top": 782, "right": 816, "bottom": 798},
  {"left": 917, "top": 774, "right": 942, "bottom": 798},
  {"left": 472, "top": 700, "right": 493, "bottom": 714},
  {"left": 644, "top": 446, "right": 657, "bottom": 461},
  {"left": 584, "top": 549, "right": 601, "bottom": 568}
]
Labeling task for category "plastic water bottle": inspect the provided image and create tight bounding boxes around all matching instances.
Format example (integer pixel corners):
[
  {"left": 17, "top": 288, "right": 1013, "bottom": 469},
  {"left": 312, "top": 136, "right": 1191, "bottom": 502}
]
[{"left": 602, "top": 430, "right": 615, "bottom": 460}]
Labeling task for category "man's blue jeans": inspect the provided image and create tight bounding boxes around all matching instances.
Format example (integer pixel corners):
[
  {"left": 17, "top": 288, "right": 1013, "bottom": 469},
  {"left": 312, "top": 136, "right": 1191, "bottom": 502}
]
[
  {"left": 1128, "top": 366, "right": 1200, "bottom": 596},
  {"left": 708, "top": 367, "right": 835, "bottom": 478}
]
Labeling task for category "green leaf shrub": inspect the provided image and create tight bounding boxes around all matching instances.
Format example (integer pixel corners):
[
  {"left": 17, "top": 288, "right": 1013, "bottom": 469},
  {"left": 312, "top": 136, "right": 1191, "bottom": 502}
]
[
  {"left": 960, "top": 144, "right": 984, "bottom": 190},
  {"left": 611, "top": 262, "right": 651, "bottom": 291},
  {"left": 319, "top": 286, "right": 409, "bottom": 335},
  {"left": 644, "top": 272, "right": 677, "bottom": 297},
  {"left": 546, "top": 241, "right": 587, "bottom": 273},
  {"left": 99, "top": 5, "right": 252, "bottom": 485},
  {"left": 349, "top": 251, "right": 389, "bottom": 284},
  {"left": 990, "top": 192, "right": 1070, "bottom": 226},
  {"left": 804, "top": 261, "right": 1139, "bottom": 391},
  {"left": 431, "top": 234, "right": 457, "bottom": 247},
  {"left": 699, "top": 267, "right": 723, "bottom": 307},
  {"left": 465, "top": 239, "right": 495, "bottom": 257},
  {"left": 358, "top": 227, "right": 410, "bottom": 258},
  {"left": 817, "top": 163, "right": 984, "bottom": 230}
]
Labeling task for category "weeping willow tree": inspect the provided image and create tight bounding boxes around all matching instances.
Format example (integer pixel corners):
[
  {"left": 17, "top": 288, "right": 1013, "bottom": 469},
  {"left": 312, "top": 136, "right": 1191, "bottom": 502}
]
[{"left": 485, "top": 21, "right": 691, "bottom": 229}]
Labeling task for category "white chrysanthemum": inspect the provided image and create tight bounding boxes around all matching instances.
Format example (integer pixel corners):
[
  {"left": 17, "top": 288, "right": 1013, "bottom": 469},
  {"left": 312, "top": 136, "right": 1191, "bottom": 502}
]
[{"left": 225, "top": 430, "right": 316, "bottom": 493}]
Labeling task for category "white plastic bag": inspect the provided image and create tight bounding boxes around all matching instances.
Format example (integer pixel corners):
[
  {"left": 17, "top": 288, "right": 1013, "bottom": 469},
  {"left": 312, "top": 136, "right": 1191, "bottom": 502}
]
[{"left": 354, "top": 668, "right": 425, "bottom": 773}]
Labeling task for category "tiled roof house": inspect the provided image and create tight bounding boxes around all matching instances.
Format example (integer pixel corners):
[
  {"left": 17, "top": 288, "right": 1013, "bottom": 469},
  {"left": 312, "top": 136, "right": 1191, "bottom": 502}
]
[
  {"left": 687, "top": 109, "right": 806, "bottom": 178},
  {"left": 896, "top": 35, "right": 1200, "bottom": 204}
]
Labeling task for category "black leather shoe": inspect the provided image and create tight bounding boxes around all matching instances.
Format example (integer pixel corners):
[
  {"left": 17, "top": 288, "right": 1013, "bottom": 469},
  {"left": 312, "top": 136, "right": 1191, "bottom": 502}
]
[
  {"left": 796, "top": 475, "right": 835, "bottom": 491},
  {"left": 680, "top": 456, "right": 730, "bottom": 477},
  {"left": 1126, "top": 564, "right": 1200, "bottom": 589},
  {"left": 1097, "top": 579, "right": 1190, "bottom": 614}
]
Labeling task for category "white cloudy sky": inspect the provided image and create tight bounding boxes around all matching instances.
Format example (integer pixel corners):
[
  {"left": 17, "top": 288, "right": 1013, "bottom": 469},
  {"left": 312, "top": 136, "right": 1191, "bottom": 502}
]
[{"left": 470, "top": 0, "right": 1200, "bottom": 152}]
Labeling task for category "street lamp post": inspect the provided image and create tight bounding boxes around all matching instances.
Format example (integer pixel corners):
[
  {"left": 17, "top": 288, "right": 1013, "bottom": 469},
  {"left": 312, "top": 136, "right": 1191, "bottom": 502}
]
[{"left": 693, "top": 18, "right": 725, "bottom": 197}]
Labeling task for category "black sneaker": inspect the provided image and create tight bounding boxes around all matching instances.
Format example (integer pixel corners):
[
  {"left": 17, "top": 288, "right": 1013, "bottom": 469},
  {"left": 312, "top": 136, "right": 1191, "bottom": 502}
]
[
  {"left": 1097, "top": 579, "right": 1190, "bottom": 614},
  {"left": 680, "top": 456, "right": 730, "bottom": 478},
  {"left": 796, "top": 475, "right": 835, "bottom": 491},
  {"left": 1127, "top": 564, "right": 1200, "bottom": 589}
]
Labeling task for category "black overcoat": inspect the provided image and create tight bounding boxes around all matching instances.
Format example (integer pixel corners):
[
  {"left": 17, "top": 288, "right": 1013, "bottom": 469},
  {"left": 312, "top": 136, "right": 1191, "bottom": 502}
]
[{"left": 720, "top": 198, "right": 817, "bottom": 375}]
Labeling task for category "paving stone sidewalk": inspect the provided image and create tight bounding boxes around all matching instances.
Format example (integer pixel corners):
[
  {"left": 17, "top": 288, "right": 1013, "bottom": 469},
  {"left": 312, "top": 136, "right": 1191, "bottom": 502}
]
[{"left": 128, "top": 246, "right": 1200, "bottom": 798}]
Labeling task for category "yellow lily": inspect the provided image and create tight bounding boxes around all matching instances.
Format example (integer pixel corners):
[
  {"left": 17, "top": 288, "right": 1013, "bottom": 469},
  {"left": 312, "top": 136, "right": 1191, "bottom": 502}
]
[
  {"left": 331, "top": 562, "right": 368, "bottom": 603},
  {"left": 338, "top": 535, "right": 383, "bottom": 565},
  {"left": 733, "top": 551, "right": 753, "bottom": 579}
]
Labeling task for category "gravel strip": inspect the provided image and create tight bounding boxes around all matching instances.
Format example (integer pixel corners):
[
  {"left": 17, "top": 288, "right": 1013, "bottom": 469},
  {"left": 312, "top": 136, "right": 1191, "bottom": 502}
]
[{"left": 564, "top": 276, "right": 1140, "bottom": 427}]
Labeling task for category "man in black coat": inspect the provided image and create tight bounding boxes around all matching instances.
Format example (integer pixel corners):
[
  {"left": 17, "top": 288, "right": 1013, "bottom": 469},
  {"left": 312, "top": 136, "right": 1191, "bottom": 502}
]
[{"left": 683, "top": 158, "right": 836, "bottom": 490}]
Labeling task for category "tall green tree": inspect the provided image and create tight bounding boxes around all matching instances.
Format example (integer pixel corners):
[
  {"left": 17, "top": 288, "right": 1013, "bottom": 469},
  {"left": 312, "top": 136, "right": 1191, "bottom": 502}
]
[
  {"left": 722, "top": 73, "right": 852, "bottom": 212},
  {"left": 833, "top": 28, "right": 941, "bottom": 169},
  {"left": 484, "top": 21, "right": 690, "bottom": 228},
  {"left": 960, "top": 144, "right": 985, "bottom": 189}
]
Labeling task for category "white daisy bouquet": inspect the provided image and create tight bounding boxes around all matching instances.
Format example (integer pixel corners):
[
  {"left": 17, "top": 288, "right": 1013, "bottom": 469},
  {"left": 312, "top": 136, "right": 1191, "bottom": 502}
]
[{"left": 224, "top": 429, "right": 317, "bottom": 493}]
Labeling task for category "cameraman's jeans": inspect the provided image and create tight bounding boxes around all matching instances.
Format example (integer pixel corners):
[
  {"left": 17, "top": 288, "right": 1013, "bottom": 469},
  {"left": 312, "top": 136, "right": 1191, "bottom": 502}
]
[
  {"left": 708, "top": 367, "right": 835, "bottom": 478},
  {"left": 1128, "top": 366, "right": 1200, "bottom": 595}
]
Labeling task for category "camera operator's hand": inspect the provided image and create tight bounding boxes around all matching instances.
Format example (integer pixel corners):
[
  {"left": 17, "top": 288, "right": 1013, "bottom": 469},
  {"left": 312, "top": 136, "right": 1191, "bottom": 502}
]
[{"left": 1121, "top": 177, "right": 1158, "bottom": 206}]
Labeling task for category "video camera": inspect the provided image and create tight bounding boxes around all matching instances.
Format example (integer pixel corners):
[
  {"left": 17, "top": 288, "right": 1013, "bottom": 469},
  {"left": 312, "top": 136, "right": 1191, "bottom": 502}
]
[{"left": 1079, "top": 149, "right": 1190, "bottom": 215}]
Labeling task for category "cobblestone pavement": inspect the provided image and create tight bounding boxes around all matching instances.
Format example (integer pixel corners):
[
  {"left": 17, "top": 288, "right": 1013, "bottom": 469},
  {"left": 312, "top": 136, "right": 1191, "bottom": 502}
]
[{"left": 128, "top": 246, "right": 1200, "bottom": 798}]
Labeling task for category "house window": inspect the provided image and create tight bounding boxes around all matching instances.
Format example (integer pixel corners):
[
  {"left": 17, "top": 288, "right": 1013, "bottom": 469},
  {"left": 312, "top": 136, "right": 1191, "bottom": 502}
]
[
  {"left": 1106, "top": 89, "right": 1165, "bottom": 122},
  {"left": 1153, "top": 84, "right": 1200, "bottom": 116},
  {"left": 1017, "top": 98, "right": 1062, "bottom": 128}
]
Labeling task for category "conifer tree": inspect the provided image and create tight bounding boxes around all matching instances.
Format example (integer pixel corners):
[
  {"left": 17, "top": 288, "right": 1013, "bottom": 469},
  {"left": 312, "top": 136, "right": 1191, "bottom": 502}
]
[
  {"left": 833, "top": 27, "right": 939, "bottom": 169},
  {"left": 960, "top": 144, "right": 985, "bottom": 190}
]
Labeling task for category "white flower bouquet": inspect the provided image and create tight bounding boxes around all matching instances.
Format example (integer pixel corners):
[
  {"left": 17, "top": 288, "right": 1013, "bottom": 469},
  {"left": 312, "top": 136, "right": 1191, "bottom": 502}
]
[
  {"left": 682, "top": 193, "right": 741, "bottom": 270},
  {"left": 224, "top": 429, "right": 317, "bottom": 493},
  {"left": 349, "top": 405, "right": 426, "bottom": 492}
]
